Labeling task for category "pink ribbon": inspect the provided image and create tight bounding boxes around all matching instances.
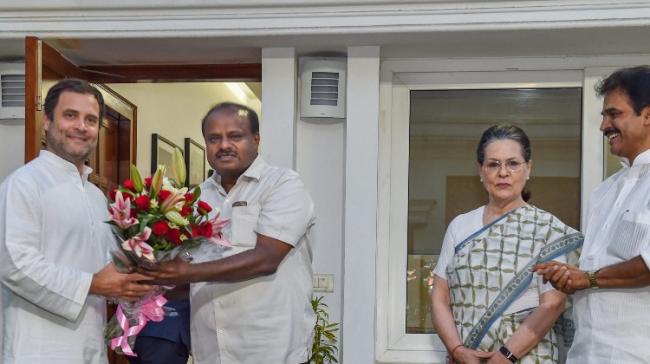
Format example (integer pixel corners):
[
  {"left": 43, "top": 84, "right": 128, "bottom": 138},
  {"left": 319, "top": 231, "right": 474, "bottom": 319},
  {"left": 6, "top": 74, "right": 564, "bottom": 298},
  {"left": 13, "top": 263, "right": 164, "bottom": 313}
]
[{"left": 110, "top": 295, "right": 168, "bottom": 357}]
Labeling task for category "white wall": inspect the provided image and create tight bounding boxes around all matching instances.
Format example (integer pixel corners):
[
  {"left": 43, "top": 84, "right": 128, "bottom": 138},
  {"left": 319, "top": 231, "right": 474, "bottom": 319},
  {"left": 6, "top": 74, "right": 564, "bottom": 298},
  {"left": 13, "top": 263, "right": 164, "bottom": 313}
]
[
  {"left": 261, "top": 48, "right": 296, "bottom": 170},
  {"left": 342, "top": 46, "right": 380, "bottom": 364},
  {"left": 106, "top": 82, "right": 261, "bottom": 175},
  {"left": 0, "top": 120, "right": 25, "bottom": 182},
  {"left": 296, "top": 115, "right": 345, "bottom": 331},
  {"left": 262, "top": 47, "right": 347, "bottom": 361}
]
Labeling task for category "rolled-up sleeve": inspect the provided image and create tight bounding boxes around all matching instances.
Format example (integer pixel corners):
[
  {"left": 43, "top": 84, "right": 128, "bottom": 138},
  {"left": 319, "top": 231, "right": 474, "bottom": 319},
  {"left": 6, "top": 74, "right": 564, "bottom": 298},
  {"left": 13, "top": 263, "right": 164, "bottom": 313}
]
[
  {"left": 256, "top": 174, "right": 315, "bottom": 247},
  {"left": 0, "top": 176, "right": 92, "bottom": 322},
  {"left": 641, "top": 250, "right": 650, "bottom": 270}
]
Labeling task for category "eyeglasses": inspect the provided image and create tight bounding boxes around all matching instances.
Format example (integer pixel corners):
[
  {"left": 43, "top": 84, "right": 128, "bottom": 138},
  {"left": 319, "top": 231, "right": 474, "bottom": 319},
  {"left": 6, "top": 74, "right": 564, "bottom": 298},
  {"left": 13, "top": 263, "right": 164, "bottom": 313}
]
[{"left": 483, "top": 159, "right": 526, "bottom": 173}]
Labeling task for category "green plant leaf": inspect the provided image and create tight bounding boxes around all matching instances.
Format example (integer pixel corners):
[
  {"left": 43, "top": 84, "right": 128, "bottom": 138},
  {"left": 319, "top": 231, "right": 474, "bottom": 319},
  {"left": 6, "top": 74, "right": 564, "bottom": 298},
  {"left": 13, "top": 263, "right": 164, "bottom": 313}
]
[{"left": 310, "top": 295, "right": 339, "bottom": 364}]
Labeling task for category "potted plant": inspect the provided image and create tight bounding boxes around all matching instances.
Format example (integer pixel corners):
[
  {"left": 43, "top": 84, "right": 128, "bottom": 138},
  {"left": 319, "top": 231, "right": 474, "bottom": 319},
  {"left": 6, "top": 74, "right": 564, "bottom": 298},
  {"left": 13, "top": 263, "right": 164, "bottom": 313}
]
[{"left": 310, "top": 296, "right": 339, "bottom": 364}]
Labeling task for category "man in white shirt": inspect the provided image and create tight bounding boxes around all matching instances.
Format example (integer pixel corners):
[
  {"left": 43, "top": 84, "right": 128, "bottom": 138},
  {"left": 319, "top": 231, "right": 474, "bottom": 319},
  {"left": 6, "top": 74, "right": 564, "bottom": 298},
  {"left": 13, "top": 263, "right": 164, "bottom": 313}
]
[
  {"left": 0, "top": 78, "right": 153, "bottom": 364},
  {"left": 145, "top": 102, "right": 316, "bottom": 364},
  {"left": 534, "top": 66, "right": 650, "bottom": 363}
]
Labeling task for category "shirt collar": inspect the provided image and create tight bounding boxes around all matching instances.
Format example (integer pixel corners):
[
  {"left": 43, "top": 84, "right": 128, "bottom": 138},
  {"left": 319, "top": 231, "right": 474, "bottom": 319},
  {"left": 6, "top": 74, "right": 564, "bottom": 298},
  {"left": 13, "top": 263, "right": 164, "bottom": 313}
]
[
  {"left": 241, "top": 155, "right": 266, "bottom": 181},
  {"left": 39, "top": 150, "right": 93, "bottom": 180},
  {"left": 621, "top": 149, "right": 650, "bottom": 168},
  {"left": 210, "top": 155, "right": 266, "bottom": 189}
]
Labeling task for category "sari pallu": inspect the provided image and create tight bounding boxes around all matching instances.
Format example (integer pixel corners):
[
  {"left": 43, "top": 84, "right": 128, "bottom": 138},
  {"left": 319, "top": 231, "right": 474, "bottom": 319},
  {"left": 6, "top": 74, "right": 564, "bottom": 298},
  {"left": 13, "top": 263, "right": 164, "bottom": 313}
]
[{"left": 446, "top": 205, "right": 582, "bottom": 363}]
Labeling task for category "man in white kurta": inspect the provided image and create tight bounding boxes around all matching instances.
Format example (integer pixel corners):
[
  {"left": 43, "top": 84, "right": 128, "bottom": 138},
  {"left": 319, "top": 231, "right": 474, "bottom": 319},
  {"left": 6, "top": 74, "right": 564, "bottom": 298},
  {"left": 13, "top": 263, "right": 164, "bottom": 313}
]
[
  {"left": 567, "top": 151, "right": 650, "bottom": 362},
  {"left": 144, "top": 102, "right": 316, "bottom": 364},
  {"left": 534, "top": 66, "right": 650, "bottom": 363},
  {"left": 0, "top": 78, "right": 152, "bottom": 364},
  {"left": 0, "top": 151, "right": 113, "bottom": 363}
]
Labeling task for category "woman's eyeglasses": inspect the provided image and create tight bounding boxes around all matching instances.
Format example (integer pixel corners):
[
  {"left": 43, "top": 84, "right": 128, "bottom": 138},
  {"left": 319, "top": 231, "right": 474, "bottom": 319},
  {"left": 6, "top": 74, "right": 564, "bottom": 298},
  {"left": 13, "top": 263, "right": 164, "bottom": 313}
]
[{"left": 483, "top": 159, "right": 526, "bottom": 173}]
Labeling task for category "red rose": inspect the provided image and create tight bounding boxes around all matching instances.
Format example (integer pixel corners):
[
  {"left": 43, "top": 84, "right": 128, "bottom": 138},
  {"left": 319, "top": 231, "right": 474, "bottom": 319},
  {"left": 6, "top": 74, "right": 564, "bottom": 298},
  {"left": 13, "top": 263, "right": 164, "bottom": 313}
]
[
  {"left": 197, "top": 200, "right": 212, "bottom": 215},
  {"left": 180, "top": 206, "right": 192, "bottom": 217},
  {"left": 144, "top": 177, "right": 152, "bottom": 190},
  {"left": 123, "top": 179, "right": 136, "bottom": 192},
  {"left": 184, "top": 193, "right": 194, "bottom": 202},
  {"left": 198, "top": 222, "right": 213, "bottom": 238},
  {"left": 130, "top": 208, "right": 137, "bottom": 218},
  {"left": 191, "top": 224, "right": 199, "bottom": 237},
  {"left": 158, "top": 190, "right": 172, "bottom": 202},
  {"left": 109, "top": 188, "right": 117, "bottom": 201},
  {"left": 134, "top": 195, "right": 151, "bottom": 211},
  {"left": 165, "top": 228, "right": 181, "bottom": 245},
  {"left": 151, "top": 221, "right": 169, "bottom": 236}
]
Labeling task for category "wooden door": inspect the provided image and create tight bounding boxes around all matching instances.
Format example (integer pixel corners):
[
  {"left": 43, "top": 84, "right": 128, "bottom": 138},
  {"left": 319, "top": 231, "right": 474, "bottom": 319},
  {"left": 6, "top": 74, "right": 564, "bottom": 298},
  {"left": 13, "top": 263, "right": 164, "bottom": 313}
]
[{"left": 24, "top": 36, "right": 136, "bottom": 364}]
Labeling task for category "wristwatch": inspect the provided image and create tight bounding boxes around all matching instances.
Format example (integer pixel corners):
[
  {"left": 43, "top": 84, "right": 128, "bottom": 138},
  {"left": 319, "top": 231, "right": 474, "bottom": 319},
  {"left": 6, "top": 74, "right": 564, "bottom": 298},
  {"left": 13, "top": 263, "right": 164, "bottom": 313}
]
[
  {"left": 587, "top": 270, "right": 599, "bottom": 289},
  {"left": 499, "top": 346, "right": 518, "bottom": 363}
]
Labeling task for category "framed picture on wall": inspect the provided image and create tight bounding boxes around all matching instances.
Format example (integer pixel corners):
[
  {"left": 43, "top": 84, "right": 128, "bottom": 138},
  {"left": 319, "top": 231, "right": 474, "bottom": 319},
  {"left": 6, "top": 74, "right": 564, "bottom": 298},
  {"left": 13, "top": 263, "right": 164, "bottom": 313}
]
[
  {"left": 151, "top": 133, "right": 182, "bottom": 175},
  {"left": 185, "top": 138, "right": 206, "bottom": 187}
]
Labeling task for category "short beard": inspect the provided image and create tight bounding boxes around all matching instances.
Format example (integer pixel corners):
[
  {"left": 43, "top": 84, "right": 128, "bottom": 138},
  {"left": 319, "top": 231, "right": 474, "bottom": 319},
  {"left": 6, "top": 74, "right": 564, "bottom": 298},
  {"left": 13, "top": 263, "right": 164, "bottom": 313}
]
[{"left": 45, "top": 132, "right": 94, "bottom": 166}]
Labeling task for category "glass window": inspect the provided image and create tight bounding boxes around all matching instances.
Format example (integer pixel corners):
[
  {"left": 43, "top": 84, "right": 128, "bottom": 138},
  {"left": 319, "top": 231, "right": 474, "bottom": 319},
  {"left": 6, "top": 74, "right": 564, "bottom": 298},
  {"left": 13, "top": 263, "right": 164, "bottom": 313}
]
[{"left": 406, "top": 88, "right": 582, "bottom": 333}]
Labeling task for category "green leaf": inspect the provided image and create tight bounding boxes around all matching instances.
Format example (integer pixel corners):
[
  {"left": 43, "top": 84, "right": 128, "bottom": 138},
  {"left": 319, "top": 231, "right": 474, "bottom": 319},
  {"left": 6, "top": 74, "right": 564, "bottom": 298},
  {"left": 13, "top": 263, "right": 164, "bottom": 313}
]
[
  {"left": 310, "top": 295, "right": 339, "bottom": 364},
  {"left": 139, "top": 215, "right": 155, "bottom": 232},
  {"left": 192, "top": 186, "right": 201, "bottom": 203}
]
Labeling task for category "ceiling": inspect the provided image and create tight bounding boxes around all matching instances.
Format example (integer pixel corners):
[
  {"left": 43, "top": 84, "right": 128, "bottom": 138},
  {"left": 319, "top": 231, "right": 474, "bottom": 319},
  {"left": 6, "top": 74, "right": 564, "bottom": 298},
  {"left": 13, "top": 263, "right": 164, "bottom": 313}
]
[{"left": 2, "top": 25, "right": 650, "bottom": 65}]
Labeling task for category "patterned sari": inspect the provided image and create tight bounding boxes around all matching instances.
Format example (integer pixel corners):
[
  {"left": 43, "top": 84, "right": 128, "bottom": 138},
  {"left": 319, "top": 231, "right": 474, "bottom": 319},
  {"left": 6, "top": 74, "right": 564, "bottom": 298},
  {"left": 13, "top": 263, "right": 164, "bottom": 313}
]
[{"left": 446, "top": 205, "right": 582, "bottom": 363}]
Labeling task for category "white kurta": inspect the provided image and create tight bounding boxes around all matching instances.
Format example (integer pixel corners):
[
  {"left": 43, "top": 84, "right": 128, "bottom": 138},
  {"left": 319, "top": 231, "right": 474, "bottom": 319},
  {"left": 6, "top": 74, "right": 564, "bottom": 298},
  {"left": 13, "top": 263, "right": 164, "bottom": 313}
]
[
  {"left": 0, "top": 151, "right": 111, "bottom": 364},
  {"left": 567, "top": 149, "right": 650, "bottom": 363},
  {"left": 190, "top": 156, "right": 316, "bottom": 364}
]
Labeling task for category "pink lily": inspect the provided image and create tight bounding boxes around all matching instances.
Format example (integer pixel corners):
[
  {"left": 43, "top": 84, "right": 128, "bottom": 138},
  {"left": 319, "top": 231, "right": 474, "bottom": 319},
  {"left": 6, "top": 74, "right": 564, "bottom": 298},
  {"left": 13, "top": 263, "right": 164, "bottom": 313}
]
[
  {"left": 160, "top": 187, "right": 188, "bottom": 213},
  {"left": 206, "top": 210, "right": 231, "bottom": 247},
  {"left": 122, "top": 227, "right": 155, "bottom": 261},
  {"left": 109, "top": 191, "right": 138, "bottom": 229}
]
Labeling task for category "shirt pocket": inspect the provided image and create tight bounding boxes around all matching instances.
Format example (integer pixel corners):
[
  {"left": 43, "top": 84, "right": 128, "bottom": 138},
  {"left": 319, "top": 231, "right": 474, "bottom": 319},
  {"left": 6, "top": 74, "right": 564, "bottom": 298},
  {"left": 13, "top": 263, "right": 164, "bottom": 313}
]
[
  {"left": 231, "top": 204, "right": 261, "bottom": 248},
  {"left": 607, "top": 208, "right": 650, "bottom": 260},
  {"left": 621, "top": 208, "right": 650, "bottom": 225}
]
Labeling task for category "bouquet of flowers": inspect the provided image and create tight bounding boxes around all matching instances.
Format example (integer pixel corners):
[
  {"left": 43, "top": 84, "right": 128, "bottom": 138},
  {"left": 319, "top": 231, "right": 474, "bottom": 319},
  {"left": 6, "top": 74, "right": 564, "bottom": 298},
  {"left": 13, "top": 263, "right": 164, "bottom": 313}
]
[{"left": 104, "top": 148, "right": 230, "bottom": 357}]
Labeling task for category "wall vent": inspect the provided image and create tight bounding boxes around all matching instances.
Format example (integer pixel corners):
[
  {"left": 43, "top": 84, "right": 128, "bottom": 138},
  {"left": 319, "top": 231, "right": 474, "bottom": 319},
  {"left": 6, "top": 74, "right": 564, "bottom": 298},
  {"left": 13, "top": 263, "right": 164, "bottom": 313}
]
[
  {"left": 0, "top": 63, "right": 25, "bottom": 120},
  {"left": 300, "top": 58, "right": 346, "bottom": 119}
]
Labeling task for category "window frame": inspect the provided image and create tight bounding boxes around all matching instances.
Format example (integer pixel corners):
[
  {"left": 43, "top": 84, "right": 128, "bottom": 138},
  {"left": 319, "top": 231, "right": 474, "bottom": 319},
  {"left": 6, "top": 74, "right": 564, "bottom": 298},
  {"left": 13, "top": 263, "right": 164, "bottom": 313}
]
[{"left": 375, "top": 67, "right": 600, "bottom": 363}]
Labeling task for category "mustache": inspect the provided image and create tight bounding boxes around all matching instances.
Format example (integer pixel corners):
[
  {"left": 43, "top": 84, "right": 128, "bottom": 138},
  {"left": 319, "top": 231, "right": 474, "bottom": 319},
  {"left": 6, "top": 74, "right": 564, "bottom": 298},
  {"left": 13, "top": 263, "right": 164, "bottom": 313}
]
[
  {"left": 603, "top": 127, "right": 620, "bottom": 137},
  {"left": 216, "top": 150, "right": 237, "bottom": 158},
  {"left": 67, "top": 133, "right": 89, "bottom": 140}
]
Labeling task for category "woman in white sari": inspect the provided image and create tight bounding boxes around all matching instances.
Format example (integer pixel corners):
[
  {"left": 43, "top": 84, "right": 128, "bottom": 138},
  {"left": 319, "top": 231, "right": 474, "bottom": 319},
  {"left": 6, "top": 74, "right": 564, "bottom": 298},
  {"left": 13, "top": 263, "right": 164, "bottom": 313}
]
[{"left": 431, "top": 124, "right": 581, "bottom": 364}]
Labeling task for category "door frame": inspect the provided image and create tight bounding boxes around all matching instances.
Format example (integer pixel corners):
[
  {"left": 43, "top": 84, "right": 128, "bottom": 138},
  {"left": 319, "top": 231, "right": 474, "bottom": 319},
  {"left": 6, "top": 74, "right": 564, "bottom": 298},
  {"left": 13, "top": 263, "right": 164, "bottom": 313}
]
[
  {"left": 24, "top": 36, "right": 262, "bottom": 164},
  {"left": 24, "top": 36, "right": 138, "bottom": 167}
]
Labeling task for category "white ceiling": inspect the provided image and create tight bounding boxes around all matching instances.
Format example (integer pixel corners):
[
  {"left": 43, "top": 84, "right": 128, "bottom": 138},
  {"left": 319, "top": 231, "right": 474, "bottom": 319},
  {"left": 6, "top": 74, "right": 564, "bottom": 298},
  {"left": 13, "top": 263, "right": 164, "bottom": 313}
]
[{"left": 2, "top": 24, "right": 650, "bottom": 65}]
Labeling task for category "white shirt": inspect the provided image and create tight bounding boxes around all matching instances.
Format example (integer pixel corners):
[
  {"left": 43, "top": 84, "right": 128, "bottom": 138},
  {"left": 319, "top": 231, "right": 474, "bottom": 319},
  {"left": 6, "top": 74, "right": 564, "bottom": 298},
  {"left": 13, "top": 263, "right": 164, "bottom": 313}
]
[
  {"left": 0, "top": 150, "right": 111, "bottom": 364},
  {"left": 434, "top": 206, "right": 560, "bottom": 314},
  {"left": 567, "top": 149, "right": 650, "bottom": 363},
  {"left": 190, "top": 156, "right": 316, "bottom": 364}
]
